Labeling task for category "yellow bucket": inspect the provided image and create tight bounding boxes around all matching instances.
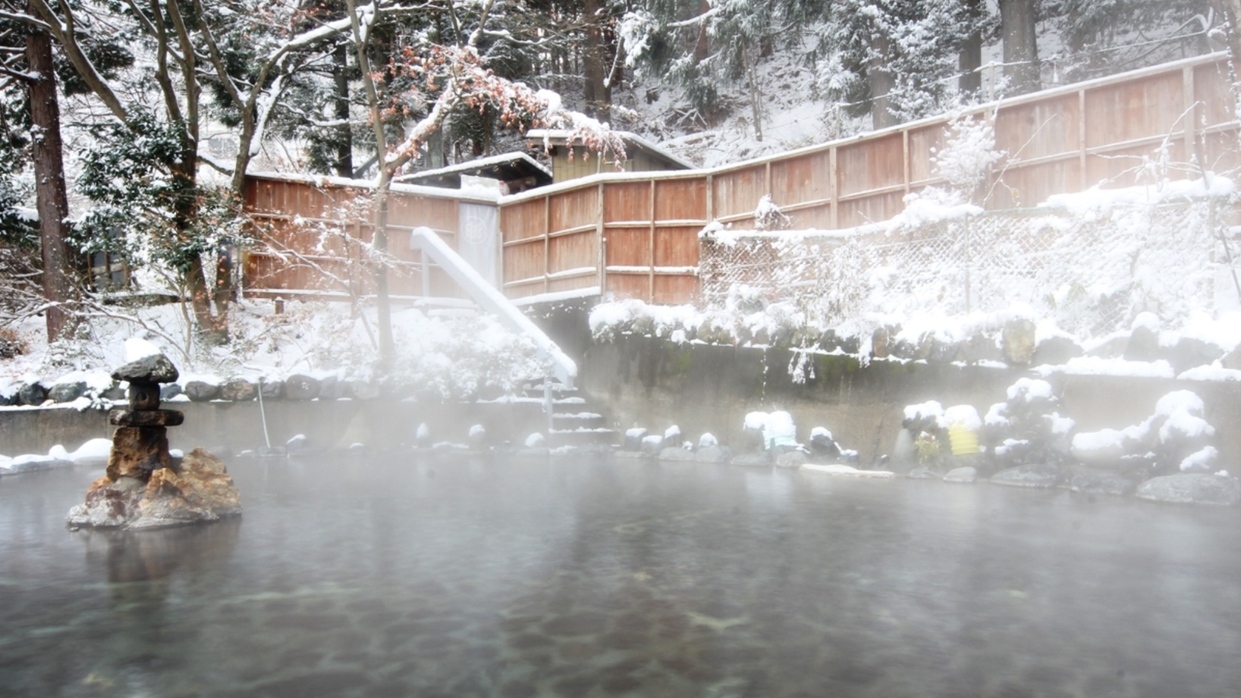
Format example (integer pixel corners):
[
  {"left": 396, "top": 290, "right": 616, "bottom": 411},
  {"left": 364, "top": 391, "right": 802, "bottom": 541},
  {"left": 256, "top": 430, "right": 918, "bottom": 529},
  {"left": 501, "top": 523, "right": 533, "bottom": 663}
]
[{"left": 948, "top": 425, "right": 980, "bottom": 456}]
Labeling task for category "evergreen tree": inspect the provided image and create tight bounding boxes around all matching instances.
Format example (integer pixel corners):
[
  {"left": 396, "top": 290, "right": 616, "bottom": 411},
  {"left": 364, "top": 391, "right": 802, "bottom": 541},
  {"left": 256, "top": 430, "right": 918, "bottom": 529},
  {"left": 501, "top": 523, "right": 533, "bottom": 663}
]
[{"left": 818, "top": 0, "right": 982, "bottom": 129}]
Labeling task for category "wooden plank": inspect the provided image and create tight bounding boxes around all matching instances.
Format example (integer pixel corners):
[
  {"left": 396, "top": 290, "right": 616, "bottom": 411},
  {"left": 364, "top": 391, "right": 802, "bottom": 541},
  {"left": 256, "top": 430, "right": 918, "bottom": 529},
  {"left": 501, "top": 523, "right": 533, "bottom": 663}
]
[
  {"left": 604, "top": 227, "right": 652, "bottom": 267},
  {"left": 712, "top": 166, "right": 765, "bottom": 220},
  {"left": 654, "top": 178, "right": 707, "bottom": 220},
  {"left": 548, "top": 230, "right": 597, "bottom": 273},
  {"left": 771, "top": 152, "right": 831, "bottom": 212},
  {"left": 605, "top": 273, "right": 650, "bottom": 300},
  {"left": 653, "top": 226, "right": 701, "bottom": 268},
  {"left": 653, "top": 275, "right": 699, "bottom": 304},
  {"left": 603, "top": 181, "right": 651, "bottom": 222},
  {"left": 906, "top": 122, "right": 946, "bottom": 185},
  {"left": 837, "top": 133, "right": 903, "bottom": 197},
  {"left": 1083, "top": 71, "right": 1182, "bottom": 149}
]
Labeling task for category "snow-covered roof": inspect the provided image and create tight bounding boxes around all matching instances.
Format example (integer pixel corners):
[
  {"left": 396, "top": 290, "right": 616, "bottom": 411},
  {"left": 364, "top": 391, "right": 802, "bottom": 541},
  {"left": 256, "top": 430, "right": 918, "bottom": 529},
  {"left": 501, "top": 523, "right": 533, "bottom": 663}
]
[
  {"left": 526, "top": 129, "right": 695, "bottom": 170},
  {"left": 245, "top": 171, "right": 501, "bottom": 203},
  {"left": 393, "top": 152, "right": 552, "bottom": 183}
]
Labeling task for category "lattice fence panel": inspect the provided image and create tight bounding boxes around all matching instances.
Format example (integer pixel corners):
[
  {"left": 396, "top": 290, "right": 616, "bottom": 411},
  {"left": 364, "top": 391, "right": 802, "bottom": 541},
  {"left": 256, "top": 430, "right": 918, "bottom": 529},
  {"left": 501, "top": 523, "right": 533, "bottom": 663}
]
[{"left": 700, "top": 201, "right": 1238, "bottom": 337}]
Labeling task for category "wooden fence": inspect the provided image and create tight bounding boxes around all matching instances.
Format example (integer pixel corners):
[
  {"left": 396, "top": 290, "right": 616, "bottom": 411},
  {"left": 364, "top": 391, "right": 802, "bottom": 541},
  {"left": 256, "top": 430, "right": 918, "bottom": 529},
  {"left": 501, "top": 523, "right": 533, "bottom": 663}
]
[
  {"left": 242, "top": 174, "right": 487, "bottom": 302},
  {"left": 244, "top": 52, "right": 1241, "bottom": 306}
]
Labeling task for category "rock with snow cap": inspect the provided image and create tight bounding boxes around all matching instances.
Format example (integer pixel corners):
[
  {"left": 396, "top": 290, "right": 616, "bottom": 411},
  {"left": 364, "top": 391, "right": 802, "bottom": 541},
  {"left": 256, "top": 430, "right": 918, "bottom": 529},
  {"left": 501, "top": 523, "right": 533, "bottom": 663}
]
[
  {"left": 990, "top": 463, "right": 1062, "bottom": 488},
  {"left": 111, "top": 353, "right": 179, "bottom": 384},
  {"left": 1123, "top": 323, "right": 1160, "bottom": 363},
  {"left": 48, "top": 381, "right": 88, "bottom": 403},
  {"left": 183, "top": 380, "right": 221, "bottom": 402},
  {"left": 284, "top": 374, "right": 321, "bottom": 400},
  {"left": 623, "top": 427, "right": 648, "bottom": 452},
  {"left": 17, "top": 381, "right": 47, "bottom": 406},
  {"left": 1167, "top": 336, "right": 1225, "bottom": 375},
  {"left": 219, "top": 378, "right": 257, "bottom": 402},
  {"left": 1001, "top": 318, "right": 1037, "bottom": 365},
  {"left": 1032, "top": 336, "right": 1083, "bottom": 366}
]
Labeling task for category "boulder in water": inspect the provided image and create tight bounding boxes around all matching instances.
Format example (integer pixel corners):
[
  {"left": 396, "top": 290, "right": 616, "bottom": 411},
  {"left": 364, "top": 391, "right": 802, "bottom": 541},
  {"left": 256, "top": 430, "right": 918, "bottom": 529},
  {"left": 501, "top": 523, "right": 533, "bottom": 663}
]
[
  {"left": 67, "top": 449, "right": 241, "bottom": 530},
  {"left": 1135, "top": 473, "right": 1241, "bottom": 506}
]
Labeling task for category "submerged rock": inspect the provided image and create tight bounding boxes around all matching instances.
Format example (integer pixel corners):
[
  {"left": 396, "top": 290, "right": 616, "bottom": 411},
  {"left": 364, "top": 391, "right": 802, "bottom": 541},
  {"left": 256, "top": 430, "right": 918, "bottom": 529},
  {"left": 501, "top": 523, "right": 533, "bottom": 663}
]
[
  {"left": 67, "top": 449, "right": 242, "bottom": 530},
  {"left": 658, "top": 447, "right": 696, "bottom": 462},
  {"left": 774, "top": 450, "right": 808, "bottom": 469},
  {"left": 943, "top": 466, "right": 977, "bottom": 483},
  {"left": 990, "top": 463, "right": 1062, "bottom": 488},
  {"left": 1066, "top": 469, "right": 1136, "bottom": 497},
  {"left": 1135, "top": 473, "right": 1241, "bottom": 506},
  {"left": 906, "top": 466, "right": 940, "bottom": 479},
  {"left": 696, "top": 445, "right": 732, "bottom": 464},
  {"left": 731, "top": 452, "right": 772, "bottom": 468}
]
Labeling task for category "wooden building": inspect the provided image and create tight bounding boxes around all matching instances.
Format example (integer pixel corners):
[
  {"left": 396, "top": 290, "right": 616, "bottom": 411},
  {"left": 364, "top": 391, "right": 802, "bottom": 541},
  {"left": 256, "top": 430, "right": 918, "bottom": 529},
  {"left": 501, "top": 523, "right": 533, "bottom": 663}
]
[{"left": 526, "top": 130, "right": 695, "bottom": 182}]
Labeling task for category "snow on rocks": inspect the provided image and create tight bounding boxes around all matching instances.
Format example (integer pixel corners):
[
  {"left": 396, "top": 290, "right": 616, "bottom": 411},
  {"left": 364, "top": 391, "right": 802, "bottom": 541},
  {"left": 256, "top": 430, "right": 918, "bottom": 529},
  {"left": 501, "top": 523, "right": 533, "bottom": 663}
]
[
  {"left": 1135, "top": 473, "right": 1241, "bottom": 506},
  {"left": 0, "top": 438, "right": 113, "bottom": 476}
]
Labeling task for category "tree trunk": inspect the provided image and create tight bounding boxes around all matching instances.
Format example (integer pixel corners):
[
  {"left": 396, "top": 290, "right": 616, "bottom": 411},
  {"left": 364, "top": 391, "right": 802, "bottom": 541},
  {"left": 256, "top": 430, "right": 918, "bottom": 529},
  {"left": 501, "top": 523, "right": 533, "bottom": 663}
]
[
  {"left": 332, "top": 42, "right": 354, "bottom": 178},
  {"left": 1000, "top": 0, "right": 1040, "bottom": 95},
  {"left": 958, "top": 0, "right": 983, "bottom": 98},
  {"left": 373, "top": 171, "right": 394, "bottom": 366},
  {"left": 869, "top": 32, "right": 897, "bottom": 130},
  {"left": 693, "top": 0, "right": 710, "bottom": 63},
  {"left": 26, "top": 7, "right": 73, "bottom": 342},
  {"left": 581, "top": 0, "right": 611, "bottom": 122}
]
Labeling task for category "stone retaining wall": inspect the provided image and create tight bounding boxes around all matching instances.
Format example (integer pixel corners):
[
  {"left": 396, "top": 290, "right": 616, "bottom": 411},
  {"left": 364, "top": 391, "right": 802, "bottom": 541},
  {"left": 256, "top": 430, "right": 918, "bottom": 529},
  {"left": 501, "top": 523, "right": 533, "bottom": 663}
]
[
  {"left": 0, "top": 400, "right": 546, "bottom": 457},
  {"left": 579, "top": 336, "right": 1241, "bottom": 467}
]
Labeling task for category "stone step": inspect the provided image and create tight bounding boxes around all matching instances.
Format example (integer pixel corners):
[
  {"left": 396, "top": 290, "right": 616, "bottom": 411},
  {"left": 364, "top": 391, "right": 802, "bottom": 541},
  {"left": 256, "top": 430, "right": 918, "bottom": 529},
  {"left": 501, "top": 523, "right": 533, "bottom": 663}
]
[
  {"left": 551, "top": 411, "right": 607, "bottom": 429},
  {"left": 547, "top": 427, "right": 619, "bottom": 447}
]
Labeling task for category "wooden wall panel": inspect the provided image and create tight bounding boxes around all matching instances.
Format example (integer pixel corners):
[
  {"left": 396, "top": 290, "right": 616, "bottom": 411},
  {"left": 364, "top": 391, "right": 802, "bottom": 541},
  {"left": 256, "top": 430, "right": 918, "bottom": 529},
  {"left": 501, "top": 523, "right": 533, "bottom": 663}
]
[
  {"left": 548, "top": 276, "right": 597, "bottom": 294},
  {"left": 501, "top": 199, "right": 547, "bottom": 242},
  {"left": 1087, "top": 141, "right": 1186, "bottom": 187},
  {"left": 654, "top": 178, "right": 707, "bottom": 220},
  {"left": 388, "top": 196, "right": 457, "bottom": 233},
  {"left": 605, "top": 228, "right": 652, "bottom": 267},
  {"left": 838, "top": 191, "right": 905, "bottom": 228},
  {"left": 549, "top": 187, "right": 598, "bottom": 232},
  {"left": 787, "top": 204, "right": 832, "bottom": 230},
  {"left": 712, "top": 167, "right": 766, "bottom": 219},
  {"left": 605, "top": 274, "right": 650, "bottom": 300},
  {"left": 837, "top": 133, "right": 903, "bottom": 197},
  {"left": 1196, "top": 63, "right": 1235, "bottom": 128},
  {"left": 770, "top": 153, "right": 830, "bottom": 208},
  {"left": 1084, "top": 72, "right": 1182, "bottom": 148},
  {"left": 503, "top": 241, "right": 547, "bottom": 285},
  {"left": 995, "top": 95, "right": 1079, "bottom": 161},
  {"left": 653, "top": 275, "right": 698, "bottom": 304},
  {"left": 1203, "top": 129, "right": 1241, "bottom": 173},
  {"left": 549, "top": 231, "right": 597, "bottom": 272},
  {"left": 654, "top": 227, "right": 700, "bottom": 267},
  {"left": 991, "top": 159, "right": 1082, "bottom": 209},
  {"left": 907, "top": 122, "right": 946, "bottom": 185},
  {"left": 603, "top": 182, "right": 651, "bottom": 222}
]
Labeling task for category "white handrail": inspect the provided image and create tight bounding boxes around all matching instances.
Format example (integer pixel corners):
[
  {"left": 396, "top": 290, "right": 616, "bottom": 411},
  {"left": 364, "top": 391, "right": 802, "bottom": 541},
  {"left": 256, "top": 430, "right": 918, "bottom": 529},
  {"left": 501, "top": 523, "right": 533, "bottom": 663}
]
[{"left": 408, "top": 226, "right": 577, "bottom": 389}]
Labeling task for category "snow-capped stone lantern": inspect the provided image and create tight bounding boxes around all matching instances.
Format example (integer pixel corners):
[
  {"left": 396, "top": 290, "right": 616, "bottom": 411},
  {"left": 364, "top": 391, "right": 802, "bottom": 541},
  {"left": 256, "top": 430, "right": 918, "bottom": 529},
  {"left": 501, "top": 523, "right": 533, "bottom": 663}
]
[
  {"left": 66, "top": 345, "right": 241, "bottom": 530},
  {"left": 106, "top": 352, "right": 183, "bottom": 481}
]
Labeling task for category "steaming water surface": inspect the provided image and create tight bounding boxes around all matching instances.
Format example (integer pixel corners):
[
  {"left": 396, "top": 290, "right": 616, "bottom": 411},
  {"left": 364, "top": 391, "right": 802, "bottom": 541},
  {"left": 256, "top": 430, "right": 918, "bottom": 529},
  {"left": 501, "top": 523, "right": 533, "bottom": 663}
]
[{"left": 3, "top": 455, "right": 1241, "bottom": 697}]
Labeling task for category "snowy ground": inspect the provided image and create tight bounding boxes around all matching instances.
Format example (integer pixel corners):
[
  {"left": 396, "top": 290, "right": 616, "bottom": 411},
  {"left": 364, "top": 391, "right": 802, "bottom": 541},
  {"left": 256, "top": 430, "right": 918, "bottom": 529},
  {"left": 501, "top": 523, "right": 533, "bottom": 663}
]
[{"left": 0, "top": 298, "right": 549, "bottom": 406}]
